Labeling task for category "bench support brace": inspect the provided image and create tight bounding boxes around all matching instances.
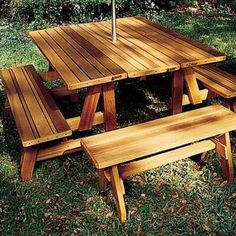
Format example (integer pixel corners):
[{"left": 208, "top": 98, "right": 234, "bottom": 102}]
[{"left": 184, "top": 67, "right": 203, "bottom": 104}]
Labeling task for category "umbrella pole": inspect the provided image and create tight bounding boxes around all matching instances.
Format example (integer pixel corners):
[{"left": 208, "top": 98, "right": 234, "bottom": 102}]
[{"left": 112, "top": 0, "right": 117, "bottom": 42}]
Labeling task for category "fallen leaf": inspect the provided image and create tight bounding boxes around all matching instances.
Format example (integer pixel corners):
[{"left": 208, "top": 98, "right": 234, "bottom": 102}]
[
  {"left": 44, "top": 212, "right": 52, "bottom": 218},
  {"left": 46, "top": 199, "right": 51, "bottom": 204}
]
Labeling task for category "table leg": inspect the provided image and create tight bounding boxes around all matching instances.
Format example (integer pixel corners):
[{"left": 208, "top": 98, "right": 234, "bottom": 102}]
[
  {"left": 103, "top": 82, "right": 117, "bottom": 131},
  {"left": 78, "top": 85, "right": 102, "bottom": 131},
  {"left": 172, "top": 69, "right": 184, "bottom": 114}
]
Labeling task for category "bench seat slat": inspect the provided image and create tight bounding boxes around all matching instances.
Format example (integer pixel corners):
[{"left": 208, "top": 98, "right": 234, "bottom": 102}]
[
  {"left": 13, "top": 66, "right": 55, "bottom": 137},
  {"left": 25, "top": 65, "right": 71, "bottom": 133},
  {"left": 194, "top": 65, "right": 236, "bottom": 98},
  {"left": 81, "top": 105, "right": 236, "bottom": 169},
  {"left": 1, "top": 65, "right": 72, "bottom": 147}
]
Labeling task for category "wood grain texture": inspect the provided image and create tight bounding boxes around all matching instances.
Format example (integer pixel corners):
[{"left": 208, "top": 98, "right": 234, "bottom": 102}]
[
  {"left": 30, "top": 17, "right": 224, "bottom": 91},
  {"left": 1, "top": 65, "right": 72, "bottom": 147},
  {"left": 98, "top": 169, "right": 108, "bottom": 190},
  {"left": 133, "top": 16, "right": 226, "bottom": 64},
  {"left": 81, "top": 105, "right": 236, "bottom": 169},
  {"left": 20, "top": 147, "right": 38, "bottom": 181},
  {"left": 110, "top": 166, "right": 127, "bottom": 222},
  {"left": 171, "top": 69, "right": 184, "bottom": 114},
  {"left": 184, "top": 67, "right": 203, "bottom": 104},
  {"left": 66, "top": 112, "right": 104, "bottom": 131},
  {"left": 182, "top": 89, "right": 209, "bottom": 106},
  {"left": 214, "top": 133, "right": 234, "bottom": 183},
  {"left": 37, "top": 139, "right": 82, "bottom": 161},
  {"left": 194, "top": 65, "right": 236, "bottom": 98},
  {"left": 119, "top": 140, "right": 215, "bottom": 179},
  {"left": 103, "top": 82, "right": 117, "bottom": 131},
  {"left": 78, "top": 85, "right": 102, "bottom": 131}
]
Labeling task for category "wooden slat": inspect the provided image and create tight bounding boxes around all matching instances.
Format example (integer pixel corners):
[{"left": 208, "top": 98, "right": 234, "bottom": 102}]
[
  {"left": 81, "top": 105, "right": 236, "bottom": 169},
  {"left": 131, "top": 17, "right": 226, "bottom": 67},
  {"left": 30, "top": 28, "right": 127, "bottom": 89},
  {"left": 119, "top": 18, "right": 200, "bottom": 62},
  {"left": 93, "top": 21, "right": 176, "bottom": 69},
  {"left": 133, "top": 16, "right": 225, "bottom": 58},
  {"left": 1, "top": 65, "right": 72, "bottom": 147},
  {"left": 194, "top": 65, "right": 236, "bottom": 98},
  {"left": 25, "top": 65, "right": 71, "bottom": 135},
  {"left": 119, "top": 140, "right": 215, "bottom": 178},
  {"left": 37, "top": 139, "right": 82, "bottom": 161},
  {"left": 46, "top": 28, "right": 105, "bottom": 79},
  {"left": 29, "top": 31, "right": 80, "bottom": 88},
  {"left": 55, "top": 27, "right": 118, "bottom": 78},
  {"left": 60, "top": 26, "right": 126, "bottom": 76},
  {"left": 127, "top": 18, "right": 212, "bottom": 60},
  {"left": 1, "top": 68, "right": 38, "bottom": 142},
  {"left": 66, "top": 112, "right": 104, "bottom": 131},
  {"left": 113, "top": 20, "right": 194, "bottom": 64},
  {"left": 16, "top": 67, "right": 58, "bottom": 136},
  {"left": 92, "top": 24, "right": 162, "bottom": 69},
  {"left": 30, "top": 17, "right": 225, "bottom": 91},
  {"left": 171, "top": 69, "right": 184, "bottom": 114},
  {"left": 71, "top": 24, "right": 146, "bottom": 75},
  {"left": 38, "top": 30, "right": 91, "bottom": 82}
]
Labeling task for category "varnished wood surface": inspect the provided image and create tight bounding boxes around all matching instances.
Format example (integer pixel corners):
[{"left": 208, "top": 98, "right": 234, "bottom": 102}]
[
  {"left": 194, "top": 65, "right": 236, "bottom": 98},
  {"left": 1, "top": 65, "right": 72, "bottom": 147},
  {"left": 29, "top": 17, "right": 225, "bottom": 90},
  {"left": 81, "top": 105, "right": 236, "bottom": 169}
]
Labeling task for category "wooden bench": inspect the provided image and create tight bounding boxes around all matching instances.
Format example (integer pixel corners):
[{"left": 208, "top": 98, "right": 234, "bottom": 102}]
[
  {"left": 0, "top": 65, "right": 73, "bottom": 180},
  {"left": 183, "top": 65, "right": 236, "bottom": 110},
  {"left": 81, "top": 104, "right": 236, "bottom": 222}
]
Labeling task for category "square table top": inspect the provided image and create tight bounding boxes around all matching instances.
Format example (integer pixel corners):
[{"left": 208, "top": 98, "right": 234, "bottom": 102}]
[{"left": 29, "top": 16, "right": 226, "bottom": 90}]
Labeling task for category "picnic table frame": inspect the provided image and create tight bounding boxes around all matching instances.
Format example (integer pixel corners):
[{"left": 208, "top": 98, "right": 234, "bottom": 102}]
[{"left": 29, "top": 16, "right": 226, "bottom": 130}]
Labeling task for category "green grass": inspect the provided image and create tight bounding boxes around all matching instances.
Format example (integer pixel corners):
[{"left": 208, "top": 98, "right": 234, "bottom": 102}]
[{"left": 1, "top": 12, "right": 236, "bottom": 235}]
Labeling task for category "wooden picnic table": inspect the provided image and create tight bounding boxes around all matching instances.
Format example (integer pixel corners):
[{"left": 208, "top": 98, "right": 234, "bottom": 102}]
[{"left": 29, "top": 16, "right": 226, "bottom": 131}]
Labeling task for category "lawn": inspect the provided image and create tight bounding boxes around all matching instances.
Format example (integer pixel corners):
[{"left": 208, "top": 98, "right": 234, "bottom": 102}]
[{"left": 1, "top": 12, "right": 236, "bottom": 235}]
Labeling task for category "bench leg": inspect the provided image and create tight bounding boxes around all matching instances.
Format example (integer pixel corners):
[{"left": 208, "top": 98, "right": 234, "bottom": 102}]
[
  {"left": 110, "top": 166, "right": 127, "bottom": 222},
  {"left": 99, "top": 169, "right": 108, "bottom": 190},
  {"left": 20, "top": 147, "right": 38, "bottom": 181},
  {"left": 102, "top": 82, "right": 117, "bottom": 131},
  {"left": 214, "top": 133, "right": 234, "bottom": 183},
  {"left": 229, "top": 99, "right": 236, "bottom": 112},
  {"left": 3, "top": 99, "right": 12, "bottom": 118}
]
